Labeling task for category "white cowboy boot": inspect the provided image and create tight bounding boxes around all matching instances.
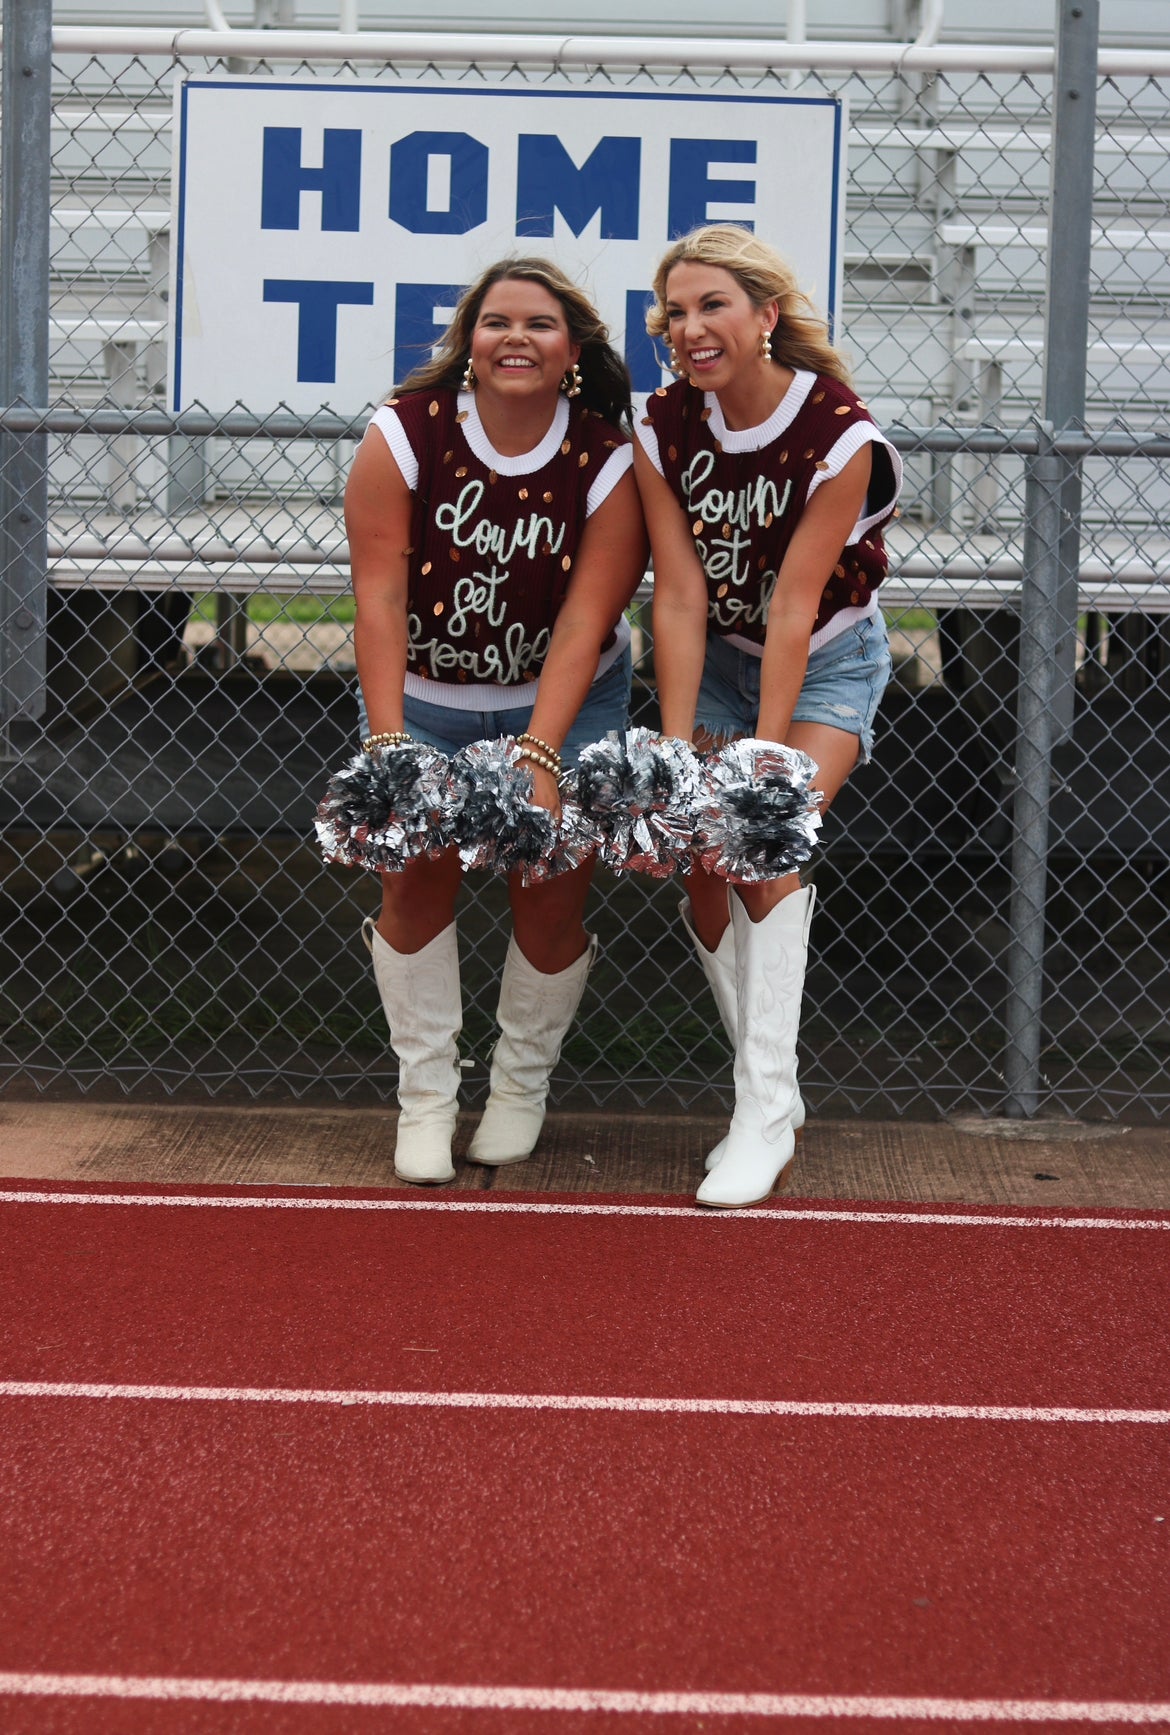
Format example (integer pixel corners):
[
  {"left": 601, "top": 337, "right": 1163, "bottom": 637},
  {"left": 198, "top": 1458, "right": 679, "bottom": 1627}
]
[
  {"left": 680, "top": 893, "right": 806, "bottom": 1173},
  {"left": 695, "top": 885, "right": 816, "bottom": 1209},
  {"left": 363, "top": 917, "right": 461, "bottom": 1184},
  {"left": 468, "top": 933, "right": 598, "bottom": 1166}
]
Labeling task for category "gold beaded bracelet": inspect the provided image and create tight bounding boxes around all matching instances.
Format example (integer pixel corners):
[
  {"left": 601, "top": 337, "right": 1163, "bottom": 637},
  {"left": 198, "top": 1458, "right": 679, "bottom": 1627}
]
[
  {"left": 362, "top": 730, "right": 413, "bottom": 753},
  {"left": 517, "top": 730, "right": 560, "bottom": 764},
  {"left": 516, "top": 745, "right": 562, "bottom": 778}
]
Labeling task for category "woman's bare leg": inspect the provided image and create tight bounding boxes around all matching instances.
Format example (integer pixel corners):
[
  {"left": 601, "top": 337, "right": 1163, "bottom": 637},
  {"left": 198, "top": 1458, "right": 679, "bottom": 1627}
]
[
  {"left": 508, "top": 857, "right": 594, "bottom": 972},
  {"left": 376, "top": 845, "right": 463, "bottom": 951}
]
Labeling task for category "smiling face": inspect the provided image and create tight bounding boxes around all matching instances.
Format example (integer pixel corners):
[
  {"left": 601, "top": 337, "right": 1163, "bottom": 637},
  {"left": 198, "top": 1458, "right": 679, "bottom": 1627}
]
[
  {"left": 468, "top": 277, "right": 580, "bottom": 406},
  {"left": 663, "top": 261, "right": 777, "bottom": 392}
]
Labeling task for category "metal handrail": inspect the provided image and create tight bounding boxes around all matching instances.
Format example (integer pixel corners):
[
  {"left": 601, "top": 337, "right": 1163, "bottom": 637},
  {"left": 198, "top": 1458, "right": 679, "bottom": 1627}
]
[
  {"left": 4, "top": 404, "right": 1170, "bottom": 457},
  {"left": 35, "top": 25, "right": 1170, "bottom": 78}
]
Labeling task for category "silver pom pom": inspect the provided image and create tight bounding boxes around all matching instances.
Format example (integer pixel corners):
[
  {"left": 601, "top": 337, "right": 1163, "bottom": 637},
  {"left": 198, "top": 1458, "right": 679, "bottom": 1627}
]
[
  {"left": 315, "top": 743, "right": 456, "bottom": 873},
  {"left": 449, "top": 738, "right": 596, "bottom": 887},
  {"left": 573, "top": 728, "right": 704, "bottom": 878},
  {"left": 696, "top": 738, "right": 822, "bottom": 883}
]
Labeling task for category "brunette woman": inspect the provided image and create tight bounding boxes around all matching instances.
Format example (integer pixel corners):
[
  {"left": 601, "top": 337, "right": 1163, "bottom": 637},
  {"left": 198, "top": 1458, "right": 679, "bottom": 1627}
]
[{"left": 348, "top": 257, "right": 646, "bottom": 1183}]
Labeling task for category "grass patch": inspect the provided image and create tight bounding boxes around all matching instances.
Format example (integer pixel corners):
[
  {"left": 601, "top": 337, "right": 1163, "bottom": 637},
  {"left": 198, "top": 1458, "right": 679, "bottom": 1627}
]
[
  {"left": 882, "top": 607, "right": 937, "bottom": 634},
  {"left": 189, "top": 594, "right": 355, "bottom": 628}
]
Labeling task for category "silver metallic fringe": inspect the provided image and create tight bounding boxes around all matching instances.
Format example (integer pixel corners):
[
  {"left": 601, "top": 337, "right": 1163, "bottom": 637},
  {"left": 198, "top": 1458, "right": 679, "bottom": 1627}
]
[
  {"left": 572, "top": 728, "right": 703, "bottom": 878},
  {"left": 696, "top": 738, "right": 823, "bottom": 883},
  {"left": 449, "top": 738, "right": 596, "bottom": 887},
  {"left": 314, "top": 743, "right": 457, "bottom": 874}
]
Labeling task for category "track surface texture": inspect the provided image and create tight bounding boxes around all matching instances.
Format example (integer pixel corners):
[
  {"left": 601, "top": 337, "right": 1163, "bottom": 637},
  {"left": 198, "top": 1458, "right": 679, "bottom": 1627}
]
[{"left": 1, "top": 1182, "right": 1168, "bottom": 1734}]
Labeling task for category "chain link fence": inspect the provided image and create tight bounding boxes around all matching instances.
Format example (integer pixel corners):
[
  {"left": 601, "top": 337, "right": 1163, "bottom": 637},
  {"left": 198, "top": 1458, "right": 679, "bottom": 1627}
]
[{"left": 2, "top": 29, "right": 1168, "bottom": 1118}]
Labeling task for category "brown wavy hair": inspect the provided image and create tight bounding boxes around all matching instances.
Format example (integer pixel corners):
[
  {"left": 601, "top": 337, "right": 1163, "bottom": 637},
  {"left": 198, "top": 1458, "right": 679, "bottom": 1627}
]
[
  {"left": 395, "top": 255, "right": 633, "bottom": 429},
  {"left": 646, "top": 225, "right": 851, "bottom": 387}
]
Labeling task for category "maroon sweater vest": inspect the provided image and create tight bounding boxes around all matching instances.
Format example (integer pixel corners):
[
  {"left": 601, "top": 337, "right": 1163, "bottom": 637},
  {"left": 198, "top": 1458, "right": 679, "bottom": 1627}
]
[
  {"left": 391, "top": 390, "right": 627, "bottom": 685},
  {"left": 643, "top": 374, "right": 895, "bottom": 645}
]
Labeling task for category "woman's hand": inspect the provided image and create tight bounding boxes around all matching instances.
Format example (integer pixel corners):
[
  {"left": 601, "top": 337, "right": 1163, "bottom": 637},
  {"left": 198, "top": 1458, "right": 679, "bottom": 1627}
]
[{"left": 527, "top": 761, "right": 563, "bottom": 821}]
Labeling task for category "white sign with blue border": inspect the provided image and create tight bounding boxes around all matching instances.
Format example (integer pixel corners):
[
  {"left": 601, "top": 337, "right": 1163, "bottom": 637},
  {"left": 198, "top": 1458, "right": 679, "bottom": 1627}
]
[{"left": 170, "top": 79, "right": 846, "bottom": 415}]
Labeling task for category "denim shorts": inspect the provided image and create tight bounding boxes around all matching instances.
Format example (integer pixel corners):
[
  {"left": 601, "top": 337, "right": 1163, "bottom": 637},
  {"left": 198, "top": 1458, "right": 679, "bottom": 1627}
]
[
  {"left": 695, "top": 613, "right": 892, "bottom": 764},
  {"left": 356, "top": 643, "right": 632, "bottom": 770}
]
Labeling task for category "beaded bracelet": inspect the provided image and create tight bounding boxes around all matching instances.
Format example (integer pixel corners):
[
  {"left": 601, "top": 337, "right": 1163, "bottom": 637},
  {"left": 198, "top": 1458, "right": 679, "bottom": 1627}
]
[
  {"left": 362, "top": 730, "right": 413, "bottom": 753},
  {"left": 516, "top": 746, "right": 562, "bottom": 779},
  {"left": 517, "top": 730, "right": 561, "bottom": 766}
]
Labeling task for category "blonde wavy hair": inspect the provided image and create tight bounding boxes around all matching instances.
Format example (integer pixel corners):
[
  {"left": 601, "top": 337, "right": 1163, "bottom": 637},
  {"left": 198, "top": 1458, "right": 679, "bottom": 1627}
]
[{"left": 646, "top": 225, "right": 851, "bottom": 387}]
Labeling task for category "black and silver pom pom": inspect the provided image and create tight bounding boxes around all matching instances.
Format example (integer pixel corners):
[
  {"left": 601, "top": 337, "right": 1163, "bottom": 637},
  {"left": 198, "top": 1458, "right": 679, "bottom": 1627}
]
[
  {"left": 573, "top": 728, "right": 704, "bottom": 878},
  {"left": 696, "top": 738, "right": 822, "bottom": 883},
  {"left": 315, "top": 743, "right": 456, "bottom": 873},
  {"left": 449, "top": 738, "right": 596, "bottom": 887}
]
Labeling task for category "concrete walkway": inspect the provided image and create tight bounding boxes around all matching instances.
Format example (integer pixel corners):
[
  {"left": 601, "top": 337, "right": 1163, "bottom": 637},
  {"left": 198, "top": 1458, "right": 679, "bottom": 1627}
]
[{"left": 2, "top": 1101, "right": 1168, "bottom": 1208}]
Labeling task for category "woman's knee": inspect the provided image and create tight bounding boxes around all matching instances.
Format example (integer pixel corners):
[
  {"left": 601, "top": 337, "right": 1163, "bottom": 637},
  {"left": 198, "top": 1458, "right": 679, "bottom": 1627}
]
[
  {"left": 376, "top": 848, "right": 462, "bottom": 950},
  {"left": 509, "top": 862, "right": 594, "bottom": 969}
]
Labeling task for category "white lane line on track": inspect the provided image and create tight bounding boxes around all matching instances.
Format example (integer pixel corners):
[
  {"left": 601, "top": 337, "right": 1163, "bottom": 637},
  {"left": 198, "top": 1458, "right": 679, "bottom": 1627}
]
[
  {"left": 2, "top": 1382, "right": 1167, "bottom": 1424},
  {"left": 1, "top": 1189, "right": 1167, "bottom": 1229},
  {"left": 1, "top": 1674, "right": 1169, "bottom": 1721}
]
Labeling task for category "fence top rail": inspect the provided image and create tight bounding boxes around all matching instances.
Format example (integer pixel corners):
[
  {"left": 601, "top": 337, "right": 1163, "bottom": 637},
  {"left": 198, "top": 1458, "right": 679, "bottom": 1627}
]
[
  {"left": 46, "top": 113, "right": 1170, "bottom": 159},
  {"left": 5, "top": 404, "right": 1170, "bottom": 458},
  {"left": 30, "top": 25, "right": 1170, "bottom": 78}
]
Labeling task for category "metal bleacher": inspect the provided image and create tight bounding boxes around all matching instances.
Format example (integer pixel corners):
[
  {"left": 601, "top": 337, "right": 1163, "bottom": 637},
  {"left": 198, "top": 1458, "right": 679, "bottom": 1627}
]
[{"left": 42, "top": 1, "right": 1170, "bottom": 637}]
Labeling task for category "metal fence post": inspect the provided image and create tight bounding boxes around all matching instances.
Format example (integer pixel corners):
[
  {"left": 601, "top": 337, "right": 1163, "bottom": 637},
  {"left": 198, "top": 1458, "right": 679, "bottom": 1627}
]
[
  {"left": 1004, "top": 426, "right": 1065, "bottom": 1119},
  {"left": 1001, "top": 0, "right": 1099, "bottom": 1118},
  {"left": 0, "top": 0, "right": 52, "bottom": 728},
  {"left": 1042, "top": 0, "right": 1099, "bottom": 742}
]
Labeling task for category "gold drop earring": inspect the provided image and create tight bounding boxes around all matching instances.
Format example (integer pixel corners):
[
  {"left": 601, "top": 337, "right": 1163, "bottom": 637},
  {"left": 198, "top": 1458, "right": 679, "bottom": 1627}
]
[
  {"left": 669, "top": 343, "right": 699, "bottom": 389},
  {"left": 561, "top": 362, "right": 583, "bottom": 398},
  {"left": 461, "top": 357, "right": 476, "bottom": 392},
  {"left": 761, "top": 329, "right": 774, "bottom": 363}
]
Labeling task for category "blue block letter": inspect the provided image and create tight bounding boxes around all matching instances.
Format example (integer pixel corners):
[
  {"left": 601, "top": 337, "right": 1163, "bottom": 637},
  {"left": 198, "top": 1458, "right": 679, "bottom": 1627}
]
[
  {"left": 394, "top": 282, "right": 466, "bottom": 388},
  {"left": 389, "top": 132, "right": 488, "bottom": 235},
  {"left": 624, "top": 289, "right": 669, "bottom": 392},
  {"left": 263, "top": 279, "right": 375, "bottom": 382},
  {"left": 516, "top": 135, "right": 640, "bottom": 240},
  {"left": 261, "top": 128, "right": 362, "bottom": 231},
  {"left": 667, "top": 139, "right": 756, "bottom": 238}
]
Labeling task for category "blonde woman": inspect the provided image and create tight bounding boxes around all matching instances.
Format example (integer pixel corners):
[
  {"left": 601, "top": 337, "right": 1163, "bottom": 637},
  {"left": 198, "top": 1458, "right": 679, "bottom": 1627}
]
[
  {"left": 348, "top": 257, "right": 646, "bottom": 1184},
  {"left": 635, "top": 225, "right": 902, "bottom": 1208}
]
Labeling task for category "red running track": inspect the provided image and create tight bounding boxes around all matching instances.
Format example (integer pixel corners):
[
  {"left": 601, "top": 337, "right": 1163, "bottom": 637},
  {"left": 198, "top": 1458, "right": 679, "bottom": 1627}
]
[{"left": 0, "top": 1183, "right": 1168, "bottom": 1733}]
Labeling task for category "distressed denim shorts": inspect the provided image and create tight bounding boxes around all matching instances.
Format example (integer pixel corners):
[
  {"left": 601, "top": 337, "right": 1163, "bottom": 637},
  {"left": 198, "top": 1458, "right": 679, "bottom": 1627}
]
[
  {"left": 356, "top": 643, "right": 632, "bottom": 770},
  {"left": 695, "top": 613, "right": 892, "bottom": 764}
]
